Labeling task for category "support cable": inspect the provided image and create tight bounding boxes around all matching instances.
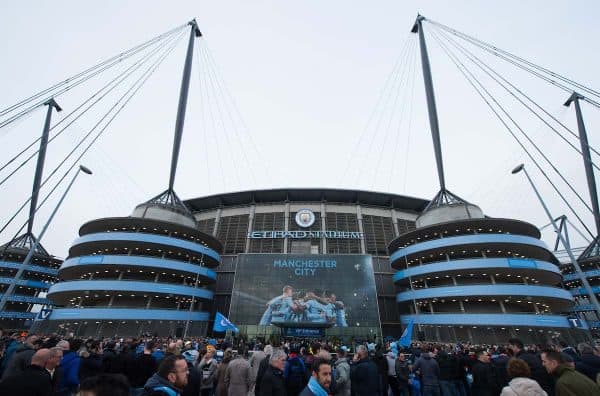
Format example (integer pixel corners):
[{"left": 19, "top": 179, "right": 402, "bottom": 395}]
[
  {"left": 402, "top": 39, "right": 418, "bottom": 193},
  {"left": 0, "top": 31, "right": 184, "bottom": 185},
  {"left": 0, "top": 34, "right": 180, "bottom": 238},
  {"left": 0, "top": 23, "right": 187, "bottom": 118},
  {"left": 194, "top": 44, "right": 212, "bottom": 193},
  {"left": 426, "top": 18, "right": 600, "bottom": 107},
  {"left": 199, "top": 41, "right": 259, "bottom": 187},
  {"left": 429, "top": 30, "right": 595, "bottom": 239},
  {"left": 432, "top": 25, "right": 600, "bottom": 165},
  {"left": 342, "top": 33, "right": 412, "bottom": 184},
  {"left": 430, "top": 30, "right": 594, "bottom": 216}
]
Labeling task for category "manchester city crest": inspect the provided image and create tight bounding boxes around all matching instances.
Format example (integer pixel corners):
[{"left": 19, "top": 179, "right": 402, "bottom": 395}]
[{"left": 295, "top": 209, "right": 316, "bottom": 228}]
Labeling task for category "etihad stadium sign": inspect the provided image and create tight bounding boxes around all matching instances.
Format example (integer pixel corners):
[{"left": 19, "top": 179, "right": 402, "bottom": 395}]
[{"left": 247, "top": 230, "right": 363, "bottom": 239}]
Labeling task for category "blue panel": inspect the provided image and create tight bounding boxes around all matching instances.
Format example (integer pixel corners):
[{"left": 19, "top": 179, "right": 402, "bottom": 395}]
[
  {"left": 571, "top": 286, "right": 600, "bottom": 296},
  {"left": 0, "top": 311, "right": 37, "bottom": 319},
  {"left": 508, "top": 258, "right": 537, "bottom": 268},
  {"left": 0, "top": 277, "right": 53, "bottom": 289},
  {"left": 588, "top": 320, "right": 600, "bottom": 328},
  {"left": 47, "top": 280, "right": 213, "bottom": 300},
  {"left": 393, "top": 258, "right": 559, "bottom": 282},
  {"left": 73, "top": 232, "right": 221, "bottom": 262},
  {"left": 47, "top": 308, "right": 210, "bottom": 321},
  {"left": 563, "top": 269, "right": 600, "bottom": 281},
  {"left": 399, "top": 313, "right": 587, "bottom": 329},
  {"left": 390, "top": 234, "right": 551, "bottom": 262},
  {"left": 60, "top": 255, "right": 216, "bottom": 280},
  {"left": 396, "top": 284, "right": 574, "bottom": 302},
  {"left": 0, "top": 294, "right": 51, "bottom": 304},
  {"left": 570, "top": 304, "right": 596, "bottom": 312},
  {"left": 0, "top": 261, "right": 58, "bottom": 276}
]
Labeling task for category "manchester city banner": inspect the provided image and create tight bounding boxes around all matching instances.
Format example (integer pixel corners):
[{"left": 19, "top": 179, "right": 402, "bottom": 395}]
[{"left": 213, "top": 312, "right": 239, "bottom": 333}]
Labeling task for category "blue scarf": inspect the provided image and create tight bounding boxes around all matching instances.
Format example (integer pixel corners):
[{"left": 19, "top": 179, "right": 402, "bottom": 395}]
[{"left": 307, "top": 376, "right": 329, "bottom": 396}]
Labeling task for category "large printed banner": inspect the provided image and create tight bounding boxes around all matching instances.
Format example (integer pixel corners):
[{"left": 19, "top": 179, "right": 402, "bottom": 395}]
[{"left": 229, "top": 254, "right": 380, "bottom": 329}]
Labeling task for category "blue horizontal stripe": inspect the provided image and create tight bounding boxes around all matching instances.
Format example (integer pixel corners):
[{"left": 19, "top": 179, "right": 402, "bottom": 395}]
[
  {"left": 396, "top": 284, "right": 574, "bottom": 302},
  {"left": 0, "top": 294, "right": 51, "bottom": 305},
  {"left": 588, "top": 321, "right": 600, "bottom": 328},
  {"left": 390, "top": 234, "right": 552, "bottom": 263},
  {"left": 73, "top": 232, "right": 221, "bottom": 262},
  {"left": 0, "top": 312, "right": 37, "bottom": 319},
  {"left": 571, "top": 286, "right": 600, "bottom": 296},
  {"left": 400, "top": 313, "right": 588, "bottom": 329},
  {"left": 393, "top": 258, "right": 560, "bottom": 282},
  {"left": 563, "top": 269, "right": 600, "bottom": 281},
  {"left": 0, "top": 261, "right": 58, "bottom": 276},
  {"left": 570, "top": 304, "right": 597, "bottom": 312},
  {"left": 47, "top": 280, "right": 213, "bottom": 300},
  {"left": 60, "top": 255, "right": 217, "bottom": 280},
  {"left": 47, "top": 308, "right": 210, "bottom": 321},
  {"left": 0, "top": 277, "right": 53, "bottom": 290}
]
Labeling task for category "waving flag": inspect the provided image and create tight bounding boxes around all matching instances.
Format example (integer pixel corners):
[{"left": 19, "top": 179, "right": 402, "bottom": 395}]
[
  {"left": 399, "top": 319, "right": 414, "bottom": 347},
  {"left": 213, "top": 312, "right": 239, "bottom": 332}
]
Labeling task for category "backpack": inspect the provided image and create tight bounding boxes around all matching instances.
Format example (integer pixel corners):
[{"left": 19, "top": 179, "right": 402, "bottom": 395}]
[{"left": 285, "top": 357, "right": 307, "bottom": 395}]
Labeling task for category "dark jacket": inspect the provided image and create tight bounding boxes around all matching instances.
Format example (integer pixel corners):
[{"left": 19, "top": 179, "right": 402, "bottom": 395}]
[
  {"left": 350, "top": 357, "right": 380, "bottom": 396},
  {"left": 516, "top": 350, "right": 554, "bottom": 395},
  {"left": 394, "top": 359, "right": 410, "bottom": 389},
  {"left": 554, "top": 364, "right": 600, "bottom": 396},
  {"left": 259, "top": 365, "right": 287, "bottom": 396},
  {"left": 57, "top": 351, "right": 80, "bottom": 395},
  {"left": 0, "top": 364, "right": 52, "bottom": 396},
  {"left": 412, "top": 353, "right": 440, "bottom": 387},
  {"left": 78, "top": 352, "right": 103, "bottom": 381},
  {"left": 471, "top": 361, "right": 498, "bottom": 396},
  {"left": 130, "top": 353, "right": 159, "bottom": 388},
  {"left": 1, "top": 343, "right": 36, "bottom": 379},
  {"left": 491, "top": 354, "right": 510, "bottom": 389},
  {"left": 437, "top": 351, "right": 458, "bottom": 382},
  {"left": 577, "top": 352, "right": 600, "bottom": 381},
  {"left": 143, "top": 372, "right": 181, "bottom": 396},
  {"left": 254, "top": 354, "right": 271, "bottom": 395}
]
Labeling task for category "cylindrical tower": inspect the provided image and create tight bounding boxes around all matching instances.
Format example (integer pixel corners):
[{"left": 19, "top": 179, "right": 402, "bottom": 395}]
[
  {"left": 41, "top": 199, "right": 222, "bottom": 337},
  {"left": 0, "top": 234, "right": 59, "bottom": 329},
  {"left": 390, "top": 207, "right": 583, "bottom": 344}
]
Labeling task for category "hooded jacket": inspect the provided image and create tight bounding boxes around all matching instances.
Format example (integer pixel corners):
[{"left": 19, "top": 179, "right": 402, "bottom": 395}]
[
  {"left": 143, "top": 372, "right": 181, "bottom": 396},
  {"left": 58, "top": 350, "right": 81, "bottom": 395},
  {"left": 412, "top": 353, "right": 440, "bottom": 387},
  {"left": 500, "top": 377, "right": 547, "bottom": 396}
]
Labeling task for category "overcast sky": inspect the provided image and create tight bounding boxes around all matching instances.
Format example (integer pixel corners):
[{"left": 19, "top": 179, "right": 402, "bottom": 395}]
[{"left": 1, "top": 1, "right": 599, "bottom": 258}]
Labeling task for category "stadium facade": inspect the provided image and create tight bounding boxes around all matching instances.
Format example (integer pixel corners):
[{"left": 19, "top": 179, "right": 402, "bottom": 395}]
[{"left": 33, "top": 188, "right": 590, "bottom": 343}]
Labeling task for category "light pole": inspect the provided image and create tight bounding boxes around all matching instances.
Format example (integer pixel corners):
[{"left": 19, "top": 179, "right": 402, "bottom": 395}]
[
  {"left": 0, "top": 165, "right": 93, "bottom": 312},
  {"left": 512, "top": 163, "right": 600, "bottom": 319}
]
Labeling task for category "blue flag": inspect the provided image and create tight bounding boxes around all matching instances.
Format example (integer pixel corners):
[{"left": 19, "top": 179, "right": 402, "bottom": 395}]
[
  {"left": 399, "top": 319, "right": 414, "bottom": 347},
  {"left": 213, "top": 312, "right": 239, "bottom": 333}
]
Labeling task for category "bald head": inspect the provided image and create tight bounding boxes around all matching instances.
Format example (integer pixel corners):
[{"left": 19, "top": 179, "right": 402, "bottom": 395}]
[
  {"left": 31, "top": 349, "right": 51, "bottom": 367},
  {"left": 56, "top": 340, "right": 70, "bottom": 350}
]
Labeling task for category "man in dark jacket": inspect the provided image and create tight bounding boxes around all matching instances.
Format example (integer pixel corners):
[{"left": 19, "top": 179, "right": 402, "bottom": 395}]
[
  {"left": 470, "top": 350, "right": 498, "bottom": 396},
  {"left": 143, "top": 355, "right": 189, "bottom": 396},
  {"left": 299, "top": 358, "right": 332, "bottom": 396},
  {"left": 412, "top": 347, "right": 440, "bottom": 396},
  {"left": 0, "top": 348, "right": 53, "bottom": 396},
  {"left": 576, "top": 342, "right": 600, "bottom": 381},
  {"left": 58, "top": 339, "right": 83, "bottom": 396},
  {"left": 259, "top": 348, "right": 287, "bottom": 396},
  {"left": 508, "top": 338, "right": 554, "bottom": 395},
  {"left": 541, "top": 350, "right": 600, "bottom": 396},
  {"left": 1, "top": 333, "right": 39, "bottom": 379},
  {"left": 350, "top": 345, "right": 380, "bottom": 396},
  {"left": 394, "top": 353, "right": 410, "bottom": 396}
]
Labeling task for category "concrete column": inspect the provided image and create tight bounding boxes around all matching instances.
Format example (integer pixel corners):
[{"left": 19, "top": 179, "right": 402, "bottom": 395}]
[
  {"left": 321, "top": 202, "right": 327, "bottom": 253},
  {"left": 245, "top": 204, "right": 256, "bottom": 253},
  {"left": 284, "top": 202, "right": 290, "bottom": 253},
  {"left": 391, "top": 209, "right": 399, "bottom": 237},
  {"left": 213, "top": 208, "right": 222, "bottom": 237},
  {"left": 453, "top": 276, "right": 466, "bottom": 312},
  {"left": 356, "top": 205, "right": 366, "bottom": 254}
]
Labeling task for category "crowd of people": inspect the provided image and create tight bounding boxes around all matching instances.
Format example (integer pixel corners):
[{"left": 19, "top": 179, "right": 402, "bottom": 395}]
[{"left": 1, "top": 329, "right": 600, "bottom": 396}]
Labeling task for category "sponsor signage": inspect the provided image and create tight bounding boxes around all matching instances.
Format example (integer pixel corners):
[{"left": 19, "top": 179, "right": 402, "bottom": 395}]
[
  {"left": 283, "top": 327, "right": 324, "bottom": 337},
  {"left": 248, "top": 231, "right": 363, "bottom": 239}
]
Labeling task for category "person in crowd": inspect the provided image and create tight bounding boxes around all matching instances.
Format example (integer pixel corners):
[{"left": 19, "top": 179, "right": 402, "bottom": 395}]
[
  {"left": 284, "top": 344, "right": 308, "bottom": 396},
  {"left": 143, "top": 355, "right": 189, "bottom": 396},
  {"left": 394, "top": 352, "right": 410, "bottom": 396},
  {"left": 385, "top": 349, "right": 399, "bottom": 396},
  {"left": 258, "top": 348, "right": 287, "bottom": 396},
  {"left": 350, "top": 345, "right": 380, "bottom": 396},
  {"left": 79, "top": 373, "right": 130, "bottom": 396},
  {"left": 224, "top": 349, "right": 252, "bottom": 396},
  {"left": 198, "top": 344, "right": 218, "bottom": 396},
  {"left": 0, "top": 348, "right": 54, "bottom": 396},
  {"left": 373, "top": 344, "right": 388, "bottom": 396},
  {"left": 254, "top": 344, "right": 274, "bottom": 395},
  {"left": 58, "top": 338, "right": 83, "bottom": 396},
  {"left": 576, "top": 342, "right": 600, "bottom": 381},
  {"left": 0, "top": 332, "right": 20, "bottom": 377},
  {"left": 334, "top": 346, "right": 351, "bottom": 396},
  {"left": 1, "top": 333, "right": 40, "bottom": 379},
  {"left": 299, "top": 358, "right": 332, "bottom": 396},
  {"left": 259, "top": 285, "right": 295, "bottom": 325},
  {"left": 412, "top": 345, "right": 440, "bottom": 396},
  {"left": 540, "top": 349, "right": 600, "bottom": 396},
  {"left": 437, "top": 346, "right": 460, "bottom": 396},
  {"left": 500, "top": 357, "right": 547, "bottom": 396},
  {"left": 79, "top": 340, "right": 104, "bottom": 382},
  {"left": 215, "top": 348, "right": 233, "bottom": 396},
  {"left": 130, "top": 340, "right": 159, "bottom": 396},
  {"left": 492, "top": 346, "right": 510, "bottom": 391},
  {"left": 46, "top": 346, "right": 65, "bottom": 394},
  {"left": 507, "top": 338, "right": 553, "bottom": 395},
  {"left": 471, "top": 349, "right": 499, "bottom": 396}
]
